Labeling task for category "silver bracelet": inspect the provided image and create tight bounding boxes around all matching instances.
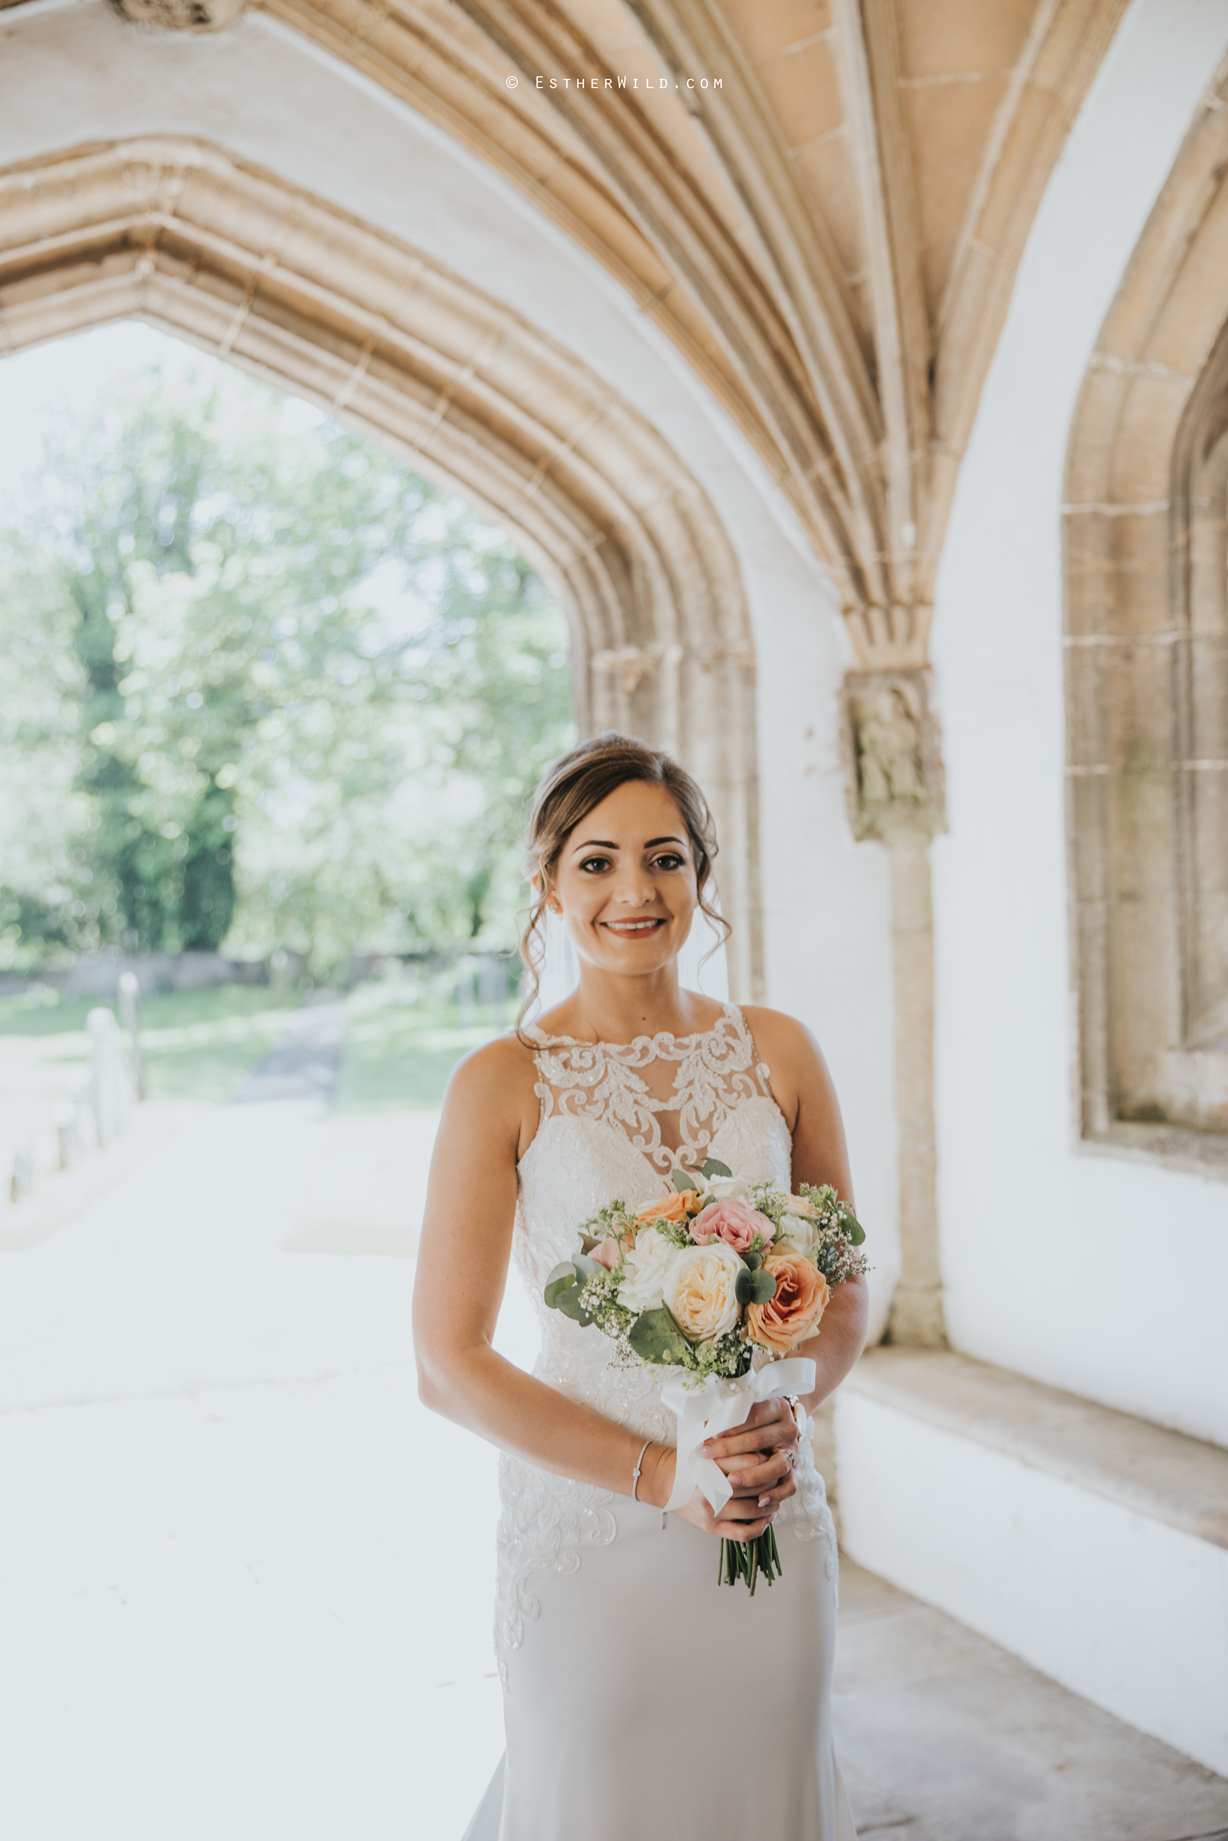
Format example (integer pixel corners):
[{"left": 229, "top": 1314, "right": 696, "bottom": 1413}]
[{"left": 631, "top": 1438, "right": 652, "bottom": 1503}]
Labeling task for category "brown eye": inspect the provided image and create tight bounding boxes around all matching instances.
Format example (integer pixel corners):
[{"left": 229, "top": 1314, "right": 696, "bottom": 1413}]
[
  {"left": 580, "top": 855, "right": 612, "bottom": 873},
  {"left": 652, "top": 854, "right": 684, "bottom": 871}
]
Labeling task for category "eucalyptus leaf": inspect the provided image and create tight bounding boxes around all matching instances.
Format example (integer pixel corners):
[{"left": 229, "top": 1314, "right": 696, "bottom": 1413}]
[
  {"left": 572, "top": 1252, "right": 605, "bottom": 1282},
  {"left": 842, "top": 1212, "right": 866, "bottom": 1246},
  {"left": 627, "top": 1307, "right": 690, "bottom": 1365},
  {"left": 735, "top": 1266, "right": 777, "bottom": 1307},
  {"left": 671, "top": 1169, "right": 699, "bottom": 1195},
  {"left": 579, "top": 1233, "right": 600, "bottom": 1255},
  {"left": 743, "top": 1249, "right": 763, "bottom": 1271},
  {"left": 544, "top": 1262, "right": 580, "bottom": 1310},
  {"left": 556, "top": 1286, "right": 594, "bottom": 1327},
  {"left": 698, "top": 1157, "right": 732, "bottom": 1179}
]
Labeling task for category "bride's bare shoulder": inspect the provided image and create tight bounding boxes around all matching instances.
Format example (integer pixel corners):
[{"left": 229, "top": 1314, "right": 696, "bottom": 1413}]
[
  {"left": 445, "top": 1030, "right": 539, "bottom": 1101},
  {"left": 439, "top": 1030, "right": 541, "bottom": 1155},
  {"left": 738, "top": 1004, "right": 825, "bottom": 1064}
]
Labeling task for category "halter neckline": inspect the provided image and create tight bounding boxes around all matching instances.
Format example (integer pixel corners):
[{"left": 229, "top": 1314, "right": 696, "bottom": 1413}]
[{"left": 522, "top": 1001, "right": 737, "bottom": 1054}]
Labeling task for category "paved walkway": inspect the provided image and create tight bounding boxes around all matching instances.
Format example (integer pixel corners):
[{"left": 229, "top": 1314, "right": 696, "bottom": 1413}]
[
  {"left": 0, "top": 1102, "right": 1224, "bottom": 1840},
  {"left": 230, "top": 994, "right": 349, "bottom": 1106}
]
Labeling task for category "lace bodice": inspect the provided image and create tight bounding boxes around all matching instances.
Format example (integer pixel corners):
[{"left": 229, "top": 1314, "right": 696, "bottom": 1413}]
[
  {"left": 516, "top": 1005, "right": 789, "bottom": 1405},
  {"left": 494, "top": 1004, "right": 836, "bottom": 1664}
]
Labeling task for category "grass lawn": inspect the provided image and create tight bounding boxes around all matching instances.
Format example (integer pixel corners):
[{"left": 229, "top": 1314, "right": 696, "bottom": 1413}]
[
  {"left": 0, "top": 985, "right": 298, "bottom": 1105},
  {"left": 0, "top": 979, "right": 510, "bottom": 1110},
  {"left": 333, "top": 985, "right": 508, "bottom": 1113}
]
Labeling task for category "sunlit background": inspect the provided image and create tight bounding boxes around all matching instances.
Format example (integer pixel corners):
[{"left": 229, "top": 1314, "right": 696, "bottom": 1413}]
[{"left": 0, "top": 321, "right": 565, "bottom": 1840}]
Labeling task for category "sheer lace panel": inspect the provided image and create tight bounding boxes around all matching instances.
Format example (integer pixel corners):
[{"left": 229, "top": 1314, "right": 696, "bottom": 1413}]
[{"left": 525, "top": 1003, "right": 775, "bottom": 1173}]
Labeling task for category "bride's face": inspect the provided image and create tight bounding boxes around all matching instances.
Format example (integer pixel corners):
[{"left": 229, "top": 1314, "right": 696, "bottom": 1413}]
[{"left": 551, "top": 780, "right": 699, "bottom": 976}]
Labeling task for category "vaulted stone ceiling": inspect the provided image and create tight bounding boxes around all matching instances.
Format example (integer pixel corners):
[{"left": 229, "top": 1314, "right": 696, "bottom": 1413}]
[
  {"left": 235, "top": 0, "right": 1130, "bottom": 667},
  {"left": 1, "top": 0, "right": 1130, "bottom": 669}
]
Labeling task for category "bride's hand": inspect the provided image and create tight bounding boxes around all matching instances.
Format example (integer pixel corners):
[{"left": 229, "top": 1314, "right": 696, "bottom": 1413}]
[
  {"left": 641, "top": 1399, "right": 801, "bottom": 1543},
  {"left": 707, "top": 1397, "right": 801, "bottom": 1530},
  {"left": 704, "top": 1396, "right": 801, "bottom": 1480}
]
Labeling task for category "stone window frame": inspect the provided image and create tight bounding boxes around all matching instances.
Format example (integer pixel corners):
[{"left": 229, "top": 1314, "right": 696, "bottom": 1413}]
[{"left": 1063, "top": 61, "right": 1228, "bottom": 1179}]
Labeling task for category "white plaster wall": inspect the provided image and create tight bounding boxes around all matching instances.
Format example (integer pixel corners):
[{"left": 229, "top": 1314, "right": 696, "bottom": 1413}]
[
  {"left": 836, "top": 1390, "right": 1228, "bottom": 1777},
  {"left": 0, "top": 1, "right": 900, "bottom": 1327},
  {"left": 931, "top": 0, "right": 1228, "bottom": 1446}
]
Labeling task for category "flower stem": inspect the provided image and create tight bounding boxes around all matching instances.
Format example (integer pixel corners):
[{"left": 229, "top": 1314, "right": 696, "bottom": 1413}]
[{"left": 717, "top": 1530, "right": 784, "bottom": 1594}]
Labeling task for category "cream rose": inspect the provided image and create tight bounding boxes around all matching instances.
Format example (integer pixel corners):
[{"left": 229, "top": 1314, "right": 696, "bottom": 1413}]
[
  {"left": 615, "top": 1227, "right": 681, "bottom": 1314},
  {"left": 775, "top": 1210, "right": 820, "bottom": 1262},
  {"left": 663, "top": 1241, "right": 742, "bottom": 1344},
  {"left": 705, "top": 1175, "right": 752, "bottom": 1203}
]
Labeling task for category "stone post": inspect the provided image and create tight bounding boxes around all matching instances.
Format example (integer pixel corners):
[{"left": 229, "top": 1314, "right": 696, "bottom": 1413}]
[
  {"left": 87, "top": 1007, "right": 131, "bottom": 1149},
  {"left": 117, "top": 970, "right": 146, "bottom": 1103},
  {"left": 842, "top": 669, "right": 947, "bottom": 1348}
]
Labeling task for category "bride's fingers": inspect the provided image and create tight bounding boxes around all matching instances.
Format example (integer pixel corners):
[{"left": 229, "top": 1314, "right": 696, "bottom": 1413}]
[
  {"left": 704, "top": 1430, "right": 797, "bottom": 1467},
  {"left": 713, "top": 1509, "right": 775, "bottom": 1542},
  {"left": 723, "top": 1449, "right": 797, "bottom": 1495},
  {"left": 706, "top": 1420, "right": 799, "bottom": 1465}
]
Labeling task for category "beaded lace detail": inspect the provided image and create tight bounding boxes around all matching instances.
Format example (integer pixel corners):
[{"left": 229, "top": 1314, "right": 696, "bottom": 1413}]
[
  {"left": 526, "top": 1002, "right": 773, "bottom": 1172},
  {"left": 493, "top": 1005, "right": 837, "bottom": 1672}
]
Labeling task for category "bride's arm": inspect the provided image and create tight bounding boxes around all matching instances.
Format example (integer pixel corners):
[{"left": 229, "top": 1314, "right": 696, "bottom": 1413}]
[
  {"left": 739, "top": 1008, "right": 870, "bottom": 1419},
  {"left": 412, "top": 1042, "right": 787, "bottom": 1536}
]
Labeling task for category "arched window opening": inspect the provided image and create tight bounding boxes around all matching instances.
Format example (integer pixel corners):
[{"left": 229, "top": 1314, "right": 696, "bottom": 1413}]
[
  {"left": 1064, "top": 90, "right": 1228, "bottom": 1163},
  {"left": 0, "top": 324, "right": 575, "bottom": 990}
]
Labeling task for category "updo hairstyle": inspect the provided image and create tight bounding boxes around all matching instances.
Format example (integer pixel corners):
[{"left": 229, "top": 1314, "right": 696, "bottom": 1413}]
[{"left": 518, "top": 731, "right": 729, "bottom": 1034}]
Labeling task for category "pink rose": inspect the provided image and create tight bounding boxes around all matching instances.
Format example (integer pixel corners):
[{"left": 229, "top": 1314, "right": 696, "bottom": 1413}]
[
  {"left": 589, "top": 1230, "right": 633, "bottom": 1269},
  {"left": 690, "top": 1197, "right": 773, "bottom": 1255}
]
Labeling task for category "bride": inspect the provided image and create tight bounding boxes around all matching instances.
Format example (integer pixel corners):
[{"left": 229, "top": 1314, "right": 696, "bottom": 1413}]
[{"left": 413, "top": 733, "right": 868, "bottom": 1839}]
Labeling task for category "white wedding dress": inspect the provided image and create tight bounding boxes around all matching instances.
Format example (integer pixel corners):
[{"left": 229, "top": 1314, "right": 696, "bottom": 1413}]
[{"left": 464, "top": 1005, "right": 857, "bottom": 1841}]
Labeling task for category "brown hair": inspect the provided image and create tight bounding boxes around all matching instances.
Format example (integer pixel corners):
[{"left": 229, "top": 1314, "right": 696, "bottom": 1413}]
[{"left": 517, "top": 731, "right": 730, "bottom": 1036}]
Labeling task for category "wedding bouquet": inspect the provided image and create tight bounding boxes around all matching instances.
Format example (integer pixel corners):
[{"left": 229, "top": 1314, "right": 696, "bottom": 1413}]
[{"left": 544, "top": 1160, "right": 868, "bottom": 1593}]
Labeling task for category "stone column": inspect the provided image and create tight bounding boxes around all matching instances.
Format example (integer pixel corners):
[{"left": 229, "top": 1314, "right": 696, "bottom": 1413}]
[{"left": 843, "top": 670, "right": 947, "bottom": 1348}]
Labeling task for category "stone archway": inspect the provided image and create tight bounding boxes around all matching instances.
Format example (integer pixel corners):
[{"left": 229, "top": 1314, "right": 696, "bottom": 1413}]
[
  {"left": 0, "top": 135, "right": 761, "bottom": 995},
  {"left": 1064, "top": 50, "right": 1228, "bottom": 1159}
]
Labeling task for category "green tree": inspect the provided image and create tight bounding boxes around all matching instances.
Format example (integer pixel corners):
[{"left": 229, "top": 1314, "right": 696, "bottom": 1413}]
[{"left": 0, "top": 358, "right": 573, "bottom": 974}]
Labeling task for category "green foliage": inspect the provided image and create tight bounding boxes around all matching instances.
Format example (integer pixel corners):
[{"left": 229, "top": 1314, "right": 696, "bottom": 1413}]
[
  {"left": 0, "top": 357, "right": 574, "bottom": 974},
  {"left": 626, "top": 1306, "right": 690, "bottom": 1365},
  {"left": 734, "top": 1265, "right": 777, "bottom": 1307}
]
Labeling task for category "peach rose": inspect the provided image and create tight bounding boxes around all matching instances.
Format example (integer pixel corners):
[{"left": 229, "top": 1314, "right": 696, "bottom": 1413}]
[
  {"left": 663, "top": 1242, "right": 742, "bottom": 1343},
  {"left": 690, "top": 1197, "right": 773, "bottom": 1255},
  {"left": 634, "top": 1188, "right": 700, "bottom": 1228},
  {"left": 745, "top": 1252, "right": 829, "bottom": 1354}
]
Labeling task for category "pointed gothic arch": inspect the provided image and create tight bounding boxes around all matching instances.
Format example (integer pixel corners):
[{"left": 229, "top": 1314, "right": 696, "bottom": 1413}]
[{"left": 0, "top": 135, "right": 761, "bottom": 994}]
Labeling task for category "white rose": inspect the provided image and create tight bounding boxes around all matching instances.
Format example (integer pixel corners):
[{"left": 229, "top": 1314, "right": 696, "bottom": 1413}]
[
  {"left": 615, "top": 1227, "right": 681, "bottom": 1314},
  {"left": 663, "top": 1241, "right": 742, "bottom": 1343},
  {"left": 707, "top": 1175, "right": 752, "bottom": 1203},
  {"left": 776, "top": 1211, "right": 819, "bottom": 1261}
]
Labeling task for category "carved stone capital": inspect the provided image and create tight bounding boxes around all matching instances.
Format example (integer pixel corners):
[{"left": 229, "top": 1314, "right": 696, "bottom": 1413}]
[
  {"left": 591, "top": 644, "right": 683, "bottom": 698},
  {"left": 110, "top": 0, "right": 246, "bottom": 30},
  {"left": 842, "top": 668, "right": 946, "bottom": 843}
]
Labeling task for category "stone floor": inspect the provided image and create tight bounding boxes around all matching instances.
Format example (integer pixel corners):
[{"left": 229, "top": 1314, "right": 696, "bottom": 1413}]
[
  {"left": 834, "top": 1565, "right": 1228, "bottom": 1841},
  {"left": 0, "top": 1080, "right": 1225, "bottom": 1839}
]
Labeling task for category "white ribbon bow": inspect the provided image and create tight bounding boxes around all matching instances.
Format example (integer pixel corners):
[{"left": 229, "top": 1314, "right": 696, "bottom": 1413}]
[{"left": 660, "top": 1358, "right": 816, "bottom": 1515}]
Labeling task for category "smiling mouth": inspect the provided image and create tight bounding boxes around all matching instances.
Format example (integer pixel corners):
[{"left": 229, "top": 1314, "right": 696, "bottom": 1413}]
[{"left": 602, "top": 917, "right": 667, "bottom": 936}]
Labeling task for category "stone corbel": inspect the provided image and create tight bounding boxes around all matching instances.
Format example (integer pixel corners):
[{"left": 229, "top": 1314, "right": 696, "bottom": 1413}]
[
  {"left": 591, "top": 644, "right": 683, "bottom": 698},
  {"left": 110, "top": 0, "right": 246, "bottom": 29},
  {"left": 841, "top": 667, "right": 945, "bottom": 843}
]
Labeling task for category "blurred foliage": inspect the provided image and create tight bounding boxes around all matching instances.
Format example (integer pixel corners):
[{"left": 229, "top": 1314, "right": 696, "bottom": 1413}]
[{"left": 0, "top": 360, "right": 573, "bottom": 977}]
